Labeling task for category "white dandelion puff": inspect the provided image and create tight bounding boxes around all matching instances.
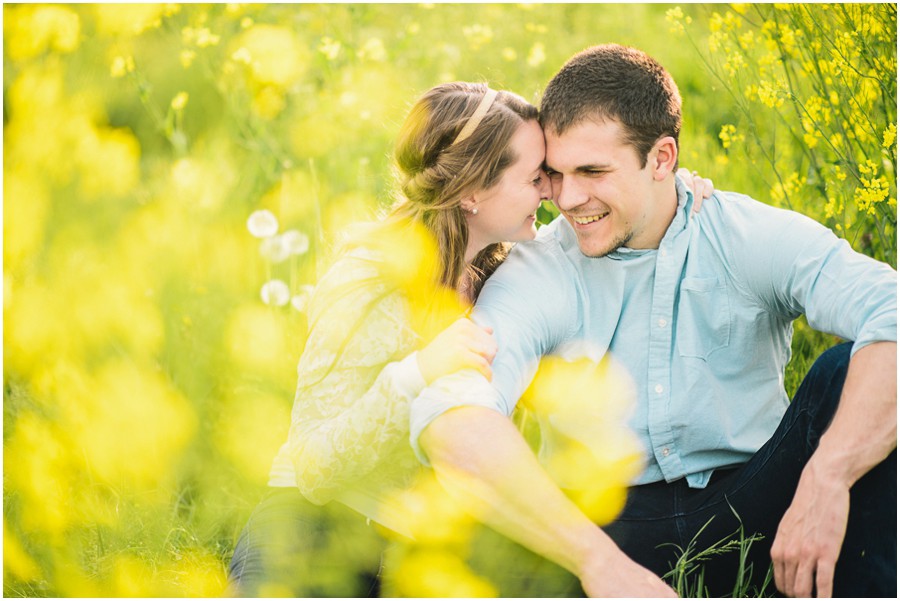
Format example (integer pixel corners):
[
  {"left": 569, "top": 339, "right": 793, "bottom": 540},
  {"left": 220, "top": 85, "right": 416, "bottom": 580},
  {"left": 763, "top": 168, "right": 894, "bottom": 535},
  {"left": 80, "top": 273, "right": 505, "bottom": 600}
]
[
  {"left": 259, "top": 235, "right": 291, "bottom": 263},
  {"left": 260, "top": 279, "right": 290, "bottom": 306},
  {"left": 281, "top": 230, "right": 310, "bottom": 256},
  {"left": 247, "top": 210, "right": 279, "bottom": 238}
]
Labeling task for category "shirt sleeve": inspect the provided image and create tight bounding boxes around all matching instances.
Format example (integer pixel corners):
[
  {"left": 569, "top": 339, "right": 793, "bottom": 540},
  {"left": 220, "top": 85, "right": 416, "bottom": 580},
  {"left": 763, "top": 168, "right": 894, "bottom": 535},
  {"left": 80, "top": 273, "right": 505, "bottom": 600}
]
[
  {"left": 284, "top": 252, "right": 426, "bottom": 504},
  {"left": 409, "top": 232, "right": 579, "bottom": 464},
  {"left": 718, "top": 193, "right": 897, "bottom": 354}
]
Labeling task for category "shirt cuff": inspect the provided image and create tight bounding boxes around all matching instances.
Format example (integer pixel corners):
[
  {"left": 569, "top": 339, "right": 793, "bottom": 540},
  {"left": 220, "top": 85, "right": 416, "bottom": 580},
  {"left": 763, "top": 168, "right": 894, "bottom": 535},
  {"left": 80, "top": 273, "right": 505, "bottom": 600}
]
[
  {"left": 409, "top": 370, "right": 505, "bottom": 466},
  {"left": 393, "top": 352, "right": 428, "bottom": 399}
]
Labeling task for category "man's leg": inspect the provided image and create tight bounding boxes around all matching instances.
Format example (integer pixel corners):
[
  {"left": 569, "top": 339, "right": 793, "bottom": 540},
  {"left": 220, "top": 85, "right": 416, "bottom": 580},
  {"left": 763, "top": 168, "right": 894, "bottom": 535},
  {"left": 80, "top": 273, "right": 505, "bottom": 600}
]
[
  {"left": 603, "top": 343, "right": 897, "bottom": 596},
  {"left": 227, "top": 488, "right": 385, "bottom": 597}
]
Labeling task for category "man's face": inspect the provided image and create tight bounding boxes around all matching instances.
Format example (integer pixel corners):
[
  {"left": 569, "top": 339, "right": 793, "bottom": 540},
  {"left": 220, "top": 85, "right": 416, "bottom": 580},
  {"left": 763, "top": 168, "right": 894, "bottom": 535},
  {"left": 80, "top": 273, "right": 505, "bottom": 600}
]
[{"left": 544, "top": 119, "right": 660, "bottom": 258}]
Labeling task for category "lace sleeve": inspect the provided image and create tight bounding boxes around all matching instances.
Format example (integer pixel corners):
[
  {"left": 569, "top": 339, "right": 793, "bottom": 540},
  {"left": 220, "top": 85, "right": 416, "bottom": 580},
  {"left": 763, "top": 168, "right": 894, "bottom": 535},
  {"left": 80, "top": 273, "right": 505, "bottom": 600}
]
[{"left": 284, "top": 251, "right": 424, "bottom": 504}]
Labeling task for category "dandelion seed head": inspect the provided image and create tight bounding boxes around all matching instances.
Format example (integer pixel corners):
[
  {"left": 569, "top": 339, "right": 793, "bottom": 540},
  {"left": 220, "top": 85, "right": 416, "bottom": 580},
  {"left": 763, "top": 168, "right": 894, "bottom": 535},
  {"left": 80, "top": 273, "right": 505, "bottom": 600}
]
[
  {"left": 259, "top": 235, "right": 290, "bottom": 263},
  {"left": 282, "top": 229, "right": 310, "bottom": 255},
  {"left": 260, "top": 279, "right": 290, "bottom": 306},
  {"left": 247, "top": 209, "right": 279, "bottom": 238}
]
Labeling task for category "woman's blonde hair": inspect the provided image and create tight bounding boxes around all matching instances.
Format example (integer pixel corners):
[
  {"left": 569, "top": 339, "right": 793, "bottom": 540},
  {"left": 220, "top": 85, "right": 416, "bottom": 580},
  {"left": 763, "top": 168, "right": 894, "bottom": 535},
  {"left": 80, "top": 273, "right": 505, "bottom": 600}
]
[{"left": 385, "top": 82, "right": 539, "bottom": 298}]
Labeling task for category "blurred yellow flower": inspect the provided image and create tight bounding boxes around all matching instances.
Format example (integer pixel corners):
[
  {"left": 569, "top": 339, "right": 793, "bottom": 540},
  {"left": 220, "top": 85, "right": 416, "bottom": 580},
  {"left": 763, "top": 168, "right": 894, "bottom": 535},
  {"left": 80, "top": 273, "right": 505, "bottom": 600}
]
[
  {"left": 5, "top": 411, "right": 76, "bottom": 535},
  {"left": 385, "top": 474, "right": 476, "bottom": 546},
  {"left": 520, "top": 355, "right": 642, "bottom": 525},
  {"left": 76, "top": 126, "right": 142, "bottom": 198},
  {"left": 4, "top": 5, "right": 81, "bottom": 61},
  {"left": 214, "top": 389, "right": 291, "bottom": 483},
  {"left": 3, "top": 171, "right": 50, "bottom": 272},
  {"left": 171, "top": 91, "right": 189, "bottom": 111},
  {"left": 179, "top": 49, "right": 196, "bottom": 68},
  {"left": 110, "top": 54, "right": 135, "bottom": 78},
  {"left": 253, "top": 86, "right": 286, "bottom": 120},
  {"left": 65, "top": 359, "right": 198, "bottom": 489},
  {"left": 225, "top": 303, "right": 295, "bottom": 377},
  {"left": 391, "top": 549, "right": 498, "bottom": 598},
  {"left": 318, "top": 36, "right": 342, "bottom": 60},
  {"left": 94, "top": 4, "right": 166, "bottom": 35},
  {"left": 527, "top": 41, "right": 545, "bottom": 67},
  {"left": 358, "top": 37, "right": 387, "bottom": 62},
  {"left": 462, "top": 23, "right": 494, "bottom": 50},
  {"left": 233, "top": 24, "right": 308, "bottom": 87},
  {"left": 3, "top": 519, "right": 41, "bottom": 583}
]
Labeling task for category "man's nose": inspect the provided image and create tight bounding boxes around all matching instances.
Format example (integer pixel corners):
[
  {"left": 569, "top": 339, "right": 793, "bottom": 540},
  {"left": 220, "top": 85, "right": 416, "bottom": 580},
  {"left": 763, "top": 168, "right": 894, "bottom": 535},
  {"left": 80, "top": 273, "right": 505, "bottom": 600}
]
[{"left": 554, "top": 175, "right": 587, "bottom": 211}]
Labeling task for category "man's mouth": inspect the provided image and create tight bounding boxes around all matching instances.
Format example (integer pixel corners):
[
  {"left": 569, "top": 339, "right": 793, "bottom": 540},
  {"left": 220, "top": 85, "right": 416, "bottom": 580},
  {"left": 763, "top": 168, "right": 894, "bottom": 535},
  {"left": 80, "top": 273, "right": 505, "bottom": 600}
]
[{"left": 571, "top": 212, "right": 610, "bottom": 225}]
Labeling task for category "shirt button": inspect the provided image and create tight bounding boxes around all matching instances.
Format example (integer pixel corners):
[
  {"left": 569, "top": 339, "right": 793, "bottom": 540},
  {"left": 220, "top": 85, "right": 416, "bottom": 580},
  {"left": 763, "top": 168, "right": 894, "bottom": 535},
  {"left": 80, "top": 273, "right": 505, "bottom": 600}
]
[
  {"left": 655, "top": 384, "right": 664, "bottom": 394},
  {"left": 657, "top": 318, "right": 667, "bottom": 328},
  {"left": 661, "top": 248, "right": 668, "bottom": 257},
  {"left": 662, "top": 447, "right": 670, "bottom": 457}
]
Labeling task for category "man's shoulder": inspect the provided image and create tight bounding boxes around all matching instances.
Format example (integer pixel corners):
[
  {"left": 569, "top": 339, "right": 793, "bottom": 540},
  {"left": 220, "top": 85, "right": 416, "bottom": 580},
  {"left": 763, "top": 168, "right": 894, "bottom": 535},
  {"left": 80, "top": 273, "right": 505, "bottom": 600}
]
[
  {"left": 697, "top": 189, "right": 832, "bottom": 244},
  {"left": 702, "top": 189, "right": 818, "bottom": 223}
]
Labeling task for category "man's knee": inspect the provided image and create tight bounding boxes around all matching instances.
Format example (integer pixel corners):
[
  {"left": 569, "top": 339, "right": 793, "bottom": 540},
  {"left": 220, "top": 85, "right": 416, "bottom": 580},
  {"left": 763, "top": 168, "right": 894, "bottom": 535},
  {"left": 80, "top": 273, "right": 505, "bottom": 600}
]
[
  {"left": 806, "top": 341, "right": 852, "bottom": 389},
  {"left": 790, "top": 342, "right": 853, "bottom": 445}
]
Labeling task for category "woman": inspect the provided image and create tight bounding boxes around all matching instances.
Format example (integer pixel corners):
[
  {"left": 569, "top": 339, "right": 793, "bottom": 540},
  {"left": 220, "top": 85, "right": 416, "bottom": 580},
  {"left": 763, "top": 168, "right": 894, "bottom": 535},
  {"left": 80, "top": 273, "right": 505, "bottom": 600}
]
[{"left": 227, "top": 82, "right": 711, "bottom": 596}]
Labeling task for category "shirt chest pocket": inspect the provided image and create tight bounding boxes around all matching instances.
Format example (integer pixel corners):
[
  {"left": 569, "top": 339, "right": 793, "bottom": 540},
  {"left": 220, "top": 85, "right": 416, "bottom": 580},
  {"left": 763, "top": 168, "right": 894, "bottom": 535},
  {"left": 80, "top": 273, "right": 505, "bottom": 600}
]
[{"left": 676, "top": 276, "right": 731, "bottom": 360}]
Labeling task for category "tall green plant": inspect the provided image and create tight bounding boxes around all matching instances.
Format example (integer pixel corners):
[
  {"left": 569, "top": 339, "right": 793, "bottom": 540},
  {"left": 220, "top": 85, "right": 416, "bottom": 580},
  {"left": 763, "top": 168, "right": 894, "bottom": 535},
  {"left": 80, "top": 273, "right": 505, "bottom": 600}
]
[{"left": 669, "top": 4, "right": 897, "bottom": 266}]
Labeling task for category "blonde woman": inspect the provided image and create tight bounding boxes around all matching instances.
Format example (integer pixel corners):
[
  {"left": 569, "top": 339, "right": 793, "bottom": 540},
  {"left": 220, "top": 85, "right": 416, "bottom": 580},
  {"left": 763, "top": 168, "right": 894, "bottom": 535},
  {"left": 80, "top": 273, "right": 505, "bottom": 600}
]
[{"left": 227, "top": 82, "right": 712, "bottom": 596}]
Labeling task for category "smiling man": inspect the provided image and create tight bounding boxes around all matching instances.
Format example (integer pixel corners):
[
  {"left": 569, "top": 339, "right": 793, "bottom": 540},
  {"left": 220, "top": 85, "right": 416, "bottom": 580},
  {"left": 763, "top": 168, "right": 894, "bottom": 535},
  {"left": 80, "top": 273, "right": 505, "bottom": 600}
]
[{"left": 410, "top": 44, "right": 897, "bottom": 597}]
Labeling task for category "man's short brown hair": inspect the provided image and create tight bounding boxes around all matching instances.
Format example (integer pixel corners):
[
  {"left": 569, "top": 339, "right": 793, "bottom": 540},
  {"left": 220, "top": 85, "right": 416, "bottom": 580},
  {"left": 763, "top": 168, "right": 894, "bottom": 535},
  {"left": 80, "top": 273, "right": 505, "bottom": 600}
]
[{"left": 540, "top": 44, "right": 682, "bottom": 168}]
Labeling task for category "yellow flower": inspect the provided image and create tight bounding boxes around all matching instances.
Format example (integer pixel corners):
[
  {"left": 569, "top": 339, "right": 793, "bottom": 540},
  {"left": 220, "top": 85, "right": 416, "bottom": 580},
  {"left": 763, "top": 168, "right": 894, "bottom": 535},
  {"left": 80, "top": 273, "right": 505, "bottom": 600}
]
[
  {"left": 94, "top": 4, "right": 166, "bottom": 35},
  {"left": 719, "top": 124, "right": 738, "bottom": 149},
  {"left": 4, "top": 5, "right": 81, "bottom": 61},
  {"left": 882, "top": 124, "right": 897, "bottom": 149},
  {"left": 318, "top": 36, "right": 341, "bottom": 60},
  {"left": 462, "top": 23, "right": 494, "bottom": 49},
  {"left": 110, "top": 55, "right": 135, "bottom": 78},
  {"left": 666, "top": 6, "right": 692, "bottom": 35},
  {"left": 179, "top": 49, "right": 196, "bottom": 68},
  {"left": 357, "top": 37, "right": 387, "bottom": 61},
  {"left": 170, "top": 91, "right": 189, "bottom": 111},
  {"left": 527, "top": 41, "right": 546, "bottom": 67},
  {"left": 233, "top": 25, "right": 309, "bottom": 87}
]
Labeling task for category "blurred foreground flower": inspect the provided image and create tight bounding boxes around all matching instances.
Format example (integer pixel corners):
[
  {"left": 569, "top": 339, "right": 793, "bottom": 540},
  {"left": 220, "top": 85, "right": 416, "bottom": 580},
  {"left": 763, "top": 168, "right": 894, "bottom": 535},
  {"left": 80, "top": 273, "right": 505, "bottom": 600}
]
[{"left": 521, "top": 354, "right": 644, "bottom": 525}]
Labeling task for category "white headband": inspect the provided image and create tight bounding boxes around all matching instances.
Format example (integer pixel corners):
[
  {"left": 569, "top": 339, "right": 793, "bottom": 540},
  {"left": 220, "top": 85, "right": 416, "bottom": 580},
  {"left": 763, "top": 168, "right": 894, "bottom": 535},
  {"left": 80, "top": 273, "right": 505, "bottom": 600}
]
[{"left": 452, "top": 88, "right": 499, "bottom": 145}]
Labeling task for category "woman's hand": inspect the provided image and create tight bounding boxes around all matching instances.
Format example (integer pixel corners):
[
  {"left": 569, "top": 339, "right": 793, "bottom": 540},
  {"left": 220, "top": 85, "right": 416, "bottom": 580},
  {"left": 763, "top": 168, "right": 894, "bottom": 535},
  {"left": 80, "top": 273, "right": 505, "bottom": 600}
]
[
  {"left": 417, "top": 317, "right": 498, "bottom": 384},
  {"left": 676, "top": 167, "right": 715, "bottom": 213}
]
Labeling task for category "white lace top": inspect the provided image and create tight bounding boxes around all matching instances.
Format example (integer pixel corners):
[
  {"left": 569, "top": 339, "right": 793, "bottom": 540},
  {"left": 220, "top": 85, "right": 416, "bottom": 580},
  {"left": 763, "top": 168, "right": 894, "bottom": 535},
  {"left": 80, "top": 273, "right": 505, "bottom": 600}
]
[{"left": 267, "top": 248, "right": 429, "bottom": 538}]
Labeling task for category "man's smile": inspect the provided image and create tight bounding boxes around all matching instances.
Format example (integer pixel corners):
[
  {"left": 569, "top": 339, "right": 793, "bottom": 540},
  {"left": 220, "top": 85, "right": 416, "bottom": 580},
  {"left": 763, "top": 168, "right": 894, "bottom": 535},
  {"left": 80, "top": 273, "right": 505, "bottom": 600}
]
[{"left": 571, "top": 211, "right": 610, "bottom": 225}]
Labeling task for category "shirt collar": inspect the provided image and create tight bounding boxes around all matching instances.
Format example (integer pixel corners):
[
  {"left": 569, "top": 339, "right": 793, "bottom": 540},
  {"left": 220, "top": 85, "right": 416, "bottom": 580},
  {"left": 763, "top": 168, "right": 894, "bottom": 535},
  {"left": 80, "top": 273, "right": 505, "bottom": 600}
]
[{"left": 606, "top": 177, "right": 694, "bottom": 260}]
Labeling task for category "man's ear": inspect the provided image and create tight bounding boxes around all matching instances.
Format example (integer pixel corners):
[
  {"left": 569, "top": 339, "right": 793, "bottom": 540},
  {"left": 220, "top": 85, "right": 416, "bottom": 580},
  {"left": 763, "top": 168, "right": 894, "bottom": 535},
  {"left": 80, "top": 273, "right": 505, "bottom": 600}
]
[{"left": 649, "top": 136, "right": 678, "bottom": 181}]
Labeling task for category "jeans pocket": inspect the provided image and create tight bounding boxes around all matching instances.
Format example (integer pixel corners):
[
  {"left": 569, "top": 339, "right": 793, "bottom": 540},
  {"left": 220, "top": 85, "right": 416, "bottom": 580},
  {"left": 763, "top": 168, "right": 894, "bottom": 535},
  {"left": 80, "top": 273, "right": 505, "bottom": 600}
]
[{"left": 676, "top": 276, "right": 731, "bottom": 360}]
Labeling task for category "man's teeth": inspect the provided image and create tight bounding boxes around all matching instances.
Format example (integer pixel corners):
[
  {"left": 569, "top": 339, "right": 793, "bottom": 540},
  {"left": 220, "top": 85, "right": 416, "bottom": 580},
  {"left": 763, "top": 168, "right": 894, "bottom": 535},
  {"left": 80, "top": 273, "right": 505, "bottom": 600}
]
[{"left": 572, "top": 213, "right": 608, "bottom": 225}]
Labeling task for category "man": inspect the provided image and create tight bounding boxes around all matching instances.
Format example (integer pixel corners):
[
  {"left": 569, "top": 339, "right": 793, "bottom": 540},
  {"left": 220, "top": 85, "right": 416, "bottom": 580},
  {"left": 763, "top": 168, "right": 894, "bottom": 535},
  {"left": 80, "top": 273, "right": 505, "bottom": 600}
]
[{"left": 410, "top": 44, "right": 896, "bottom": 597}]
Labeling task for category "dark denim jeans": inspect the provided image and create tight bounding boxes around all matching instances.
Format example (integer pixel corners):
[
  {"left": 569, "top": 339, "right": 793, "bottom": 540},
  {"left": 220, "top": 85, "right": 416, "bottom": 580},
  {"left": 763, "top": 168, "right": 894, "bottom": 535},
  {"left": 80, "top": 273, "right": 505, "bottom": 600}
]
[
  {"left": 226, "top": 488, "right": 385, "bottom": 597},
  {"left": 601, "top": 342, "right": 897, "bottom": 597}
]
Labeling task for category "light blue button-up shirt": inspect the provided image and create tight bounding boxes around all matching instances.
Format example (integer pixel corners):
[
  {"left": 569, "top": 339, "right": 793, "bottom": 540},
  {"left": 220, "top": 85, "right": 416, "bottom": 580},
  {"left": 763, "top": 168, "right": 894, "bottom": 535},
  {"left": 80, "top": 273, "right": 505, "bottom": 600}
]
[{"left": 410, "top": 179, "right": 897, "bottom": 488}]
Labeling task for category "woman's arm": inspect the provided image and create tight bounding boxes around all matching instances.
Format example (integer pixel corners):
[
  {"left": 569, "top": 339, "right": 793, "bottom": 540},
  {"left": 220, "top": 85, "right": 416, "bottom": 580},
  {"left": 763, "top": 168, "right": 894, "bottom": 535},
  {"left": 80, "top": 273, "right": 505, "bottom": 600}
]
[
  {"left": 285, "top": 255, "right": 419, "bottom": 503},
  {"left": 286, "top": 253, "right": 495, "bottom": 504}
]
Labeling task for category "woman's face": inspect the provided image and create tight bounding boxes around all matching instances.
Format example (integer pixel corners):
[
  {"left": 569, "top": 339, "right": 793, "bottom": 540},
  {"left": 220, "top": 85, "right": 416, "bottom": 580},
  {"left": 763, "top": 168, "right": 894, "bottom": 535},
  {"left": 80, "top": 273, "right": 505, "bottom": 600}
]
[{"left": 466, "top": 120, "right": 550, "bottom": 247}]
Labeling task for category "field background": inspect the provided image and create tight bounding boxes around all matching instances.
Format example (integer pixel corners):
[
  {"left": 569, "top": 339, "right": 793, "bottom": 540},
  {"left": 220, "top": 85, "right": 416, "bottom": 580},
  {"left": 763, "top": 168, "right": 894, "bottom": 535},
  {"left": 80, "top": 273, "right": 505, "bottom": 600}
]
[{"left": 3, "top": 3, "right": 896, "bottom": 596}]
